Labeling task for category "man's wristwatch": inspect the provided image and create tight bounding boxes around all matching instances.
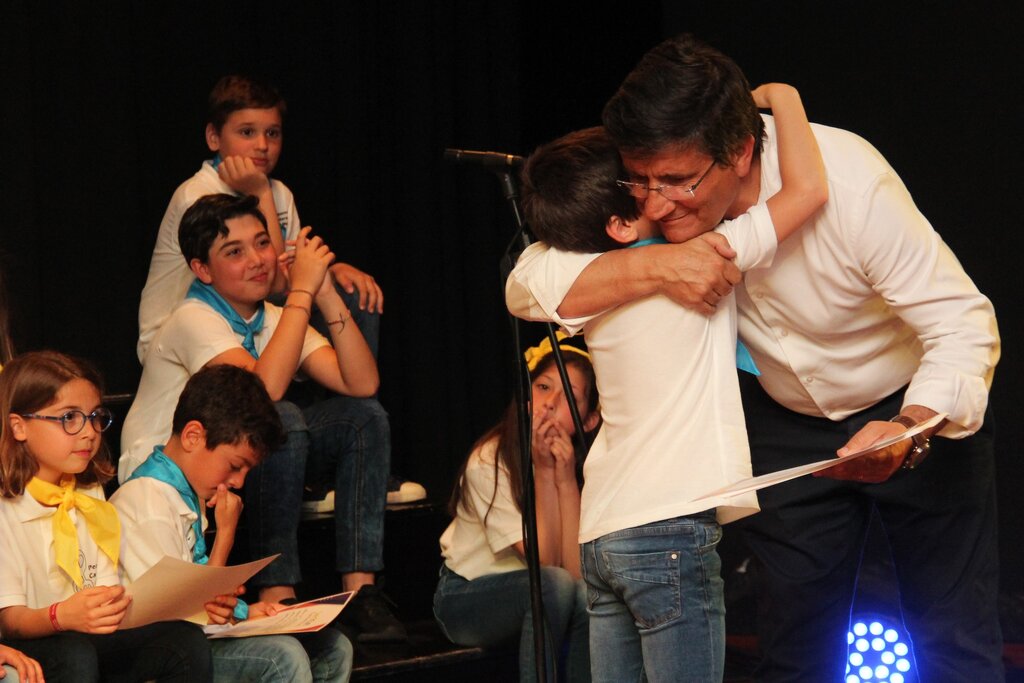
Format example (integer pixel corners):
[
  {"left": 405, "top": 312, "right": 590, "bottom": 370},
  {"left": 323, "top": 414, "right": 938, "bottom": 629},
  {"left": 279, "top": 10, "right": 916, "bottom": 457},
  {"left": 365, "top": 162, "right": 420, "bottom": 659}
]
[{"left": 889, "top": 414, "right": 931, "bottom": 470}]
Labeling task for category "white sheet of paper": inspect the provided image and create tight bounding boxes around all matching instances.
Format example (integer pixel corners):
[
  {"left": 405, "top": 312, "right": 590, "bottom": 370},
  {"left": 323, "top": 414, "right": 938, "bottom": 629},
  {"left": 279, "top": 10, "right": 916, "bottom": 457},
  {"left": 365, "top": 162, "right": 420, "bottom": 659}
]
[
  {"left": 692, "top": 413, "right": 946, "bottom": 502},
  {"left": 122, "top": 554, "right": 278, "bottom": 629},
  {"left": 204, "top": 592, "right": 353, "bottom": 639}
]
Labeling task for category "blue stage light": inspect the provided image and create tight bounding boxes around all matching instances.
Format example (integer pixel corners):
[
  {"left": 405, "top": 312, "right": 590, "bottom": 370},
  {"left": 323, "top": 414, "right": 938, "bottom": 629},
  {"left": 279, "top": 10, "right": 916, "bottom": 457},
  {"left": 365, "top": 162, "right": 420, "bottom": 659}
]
[{"left": 845, "top": 614, "right": 916, "bottom": 683}]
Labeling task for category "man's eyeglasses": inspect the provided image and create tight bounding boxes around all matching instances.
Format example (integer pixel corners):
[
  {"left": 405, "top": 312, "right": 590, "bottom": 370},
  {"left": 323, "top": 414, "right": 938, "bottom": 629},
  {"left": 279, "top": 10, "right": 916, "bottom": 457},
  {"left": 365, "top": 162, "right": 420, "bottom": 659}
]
[
  {"left": 19, "top": 408, "right": 114, "bottom": 435},
  {"left": 616, "top": 161, "right": 716, "bottom": 201}
]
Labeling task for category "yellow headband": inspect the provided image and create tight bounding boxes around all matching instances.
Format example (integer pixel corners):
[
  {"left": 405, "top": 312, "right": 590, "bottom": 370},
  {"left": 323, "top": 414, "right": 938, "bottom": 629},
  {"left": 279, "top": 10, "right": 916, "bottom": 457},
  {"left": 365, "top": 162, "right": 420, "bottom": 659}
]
[{"left": 524, "top": 331, "right": 591, "bottom": 372}]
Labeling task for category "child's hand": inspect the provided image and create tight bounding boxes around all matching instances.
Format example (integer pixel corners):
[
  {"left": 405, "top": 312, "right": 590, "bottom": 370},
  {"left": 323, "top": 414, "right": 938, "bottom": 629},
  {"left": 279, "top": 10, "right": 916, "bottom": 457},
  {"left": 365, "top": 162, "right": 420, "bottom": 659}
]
[
  {"left": 277, "top": 249, "right": 296, "bottom": 288},
  {"left": 531, "top": 414, "right": 557, "bottom": 468},
  {"left": 217, "top": 155, "right": 270, "bottom": 196},
  {"left": 204, "top": 591, "right": 240, "bottom": 625},
  {"left": 58, "top": 585, "right": 131, "bottom": 634},
  {"left": 246, "top": 601, "right": 285, "bottom": 620},
  {"left": 207, "top": 484, "right": 242, "bottom": 537},
  {"left": 287, "top": 227, "right": 335, "bottom": 295},
  {"left": 751, "top": 83, "right": 797, "bottom": 110},
  {"left": 546, "top": 422, "right": 577, "bottom": 486},
  {"left": 330, "top": 262, "right": 385, "bottom": 314},
  {"left": 0, "top": 644, "right": 44, "bottom": 683}
]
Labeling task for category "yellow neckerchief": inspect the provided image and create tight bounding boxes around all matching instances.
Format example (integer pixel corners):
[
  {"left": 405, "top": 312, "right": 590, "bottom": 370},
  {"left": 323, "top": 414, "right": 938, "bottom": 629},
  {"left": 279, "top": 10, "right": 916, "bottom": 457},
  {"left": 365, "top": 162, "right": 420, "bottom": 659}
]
[
  {"left": 523, "top": 331, "right": 590, "bottom": 372},
  {"left": 25, "top": 475, "right": 121, "bottom": 588}
]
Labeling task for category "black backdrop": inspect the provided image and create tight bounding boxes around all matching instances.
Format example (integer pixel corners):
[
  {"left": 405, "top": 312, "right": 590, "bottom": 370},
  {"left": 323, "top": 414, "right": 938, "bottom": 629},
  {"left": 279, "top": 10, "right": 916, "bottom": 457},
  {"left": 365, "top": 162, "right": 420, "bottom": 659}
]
[{"left": 2, "top": 2, "right": 1021, "bottom": 589}]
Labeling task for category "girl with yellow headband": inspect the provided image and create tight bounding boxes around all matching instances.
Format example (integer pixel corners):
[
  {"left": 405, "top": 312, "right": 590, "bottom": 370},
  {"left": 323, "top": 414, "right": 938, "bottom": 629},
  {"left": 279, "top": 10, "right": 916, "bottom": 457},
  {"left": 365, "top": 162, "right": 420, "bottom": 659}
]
[
  {"left": 0, "top": 351, "right": 212, "bottom": 682},
  {"left": 433, "top": 334, "right": 600, "bottom": 682}
]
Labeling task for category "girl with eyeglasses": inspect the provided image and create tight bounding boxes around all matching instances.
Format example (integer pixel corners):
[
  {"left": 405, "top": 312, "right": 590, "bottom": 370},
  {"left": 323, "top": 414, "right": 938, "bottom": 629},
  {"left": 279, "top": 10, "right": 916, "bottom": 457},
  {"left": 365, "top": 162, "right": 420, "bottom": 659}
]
[{"left": 0, "top": 350, "right": 213, "bottom": 683}]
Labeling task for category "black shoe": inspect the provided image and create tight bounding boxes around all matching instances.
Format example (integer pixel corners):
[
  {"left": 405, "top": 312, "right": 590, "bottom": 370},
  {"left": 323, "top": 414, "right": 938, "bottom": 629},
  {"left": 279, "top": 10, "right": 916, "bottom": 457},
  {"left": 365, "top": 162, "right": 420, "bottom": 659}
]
[{"left": 339, "top": 585, "right": 408, "bottom": 642}]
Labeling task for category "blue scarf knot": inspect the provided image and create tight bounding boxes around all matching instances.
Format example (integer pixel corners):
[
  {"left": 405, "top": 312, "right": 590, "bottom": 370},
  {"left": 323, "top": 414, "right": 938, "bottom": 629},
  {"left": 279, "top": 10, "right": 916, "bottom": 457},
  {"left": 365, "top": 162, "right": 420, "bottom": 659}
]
[{"left": 186, "top": 280, "right": 265, "bottom": 359}]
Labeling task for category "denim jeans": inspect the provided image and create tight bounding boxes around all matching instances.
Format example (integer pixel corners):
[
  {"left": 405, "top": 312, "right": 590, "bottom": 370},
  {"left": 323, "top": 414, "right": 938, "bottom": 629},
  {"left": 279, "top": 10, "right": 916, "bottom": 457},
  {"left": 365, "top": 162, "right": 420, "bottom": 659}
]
[
  {"left": 246, "top": 395, "right": 391, "bottom": 586},
  {"left": 5, "top": 621, "right": 213, "bottom": 683},
  {"left": 581, "top": 511, "right": 725, "bottom": 683},
  {"left": 433, "top": 565, "right": 590, "bottom": 683},
  {"left": 210, "top": 628, "right": 352, "bottom": 683}
]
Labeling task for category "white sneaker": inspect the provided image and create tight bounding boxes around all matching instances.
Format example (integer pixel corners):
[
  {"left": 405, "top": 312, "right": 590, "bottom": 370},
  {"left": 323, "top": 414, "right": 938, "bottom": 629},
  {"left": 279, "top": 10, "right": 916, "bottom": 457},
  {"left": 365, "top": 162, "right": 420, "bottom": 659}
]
[
  {"left": 302, "top": 489, "right": 334, "bottom": 514},
  {"left": 386, "top": 477, "right": 426, "bottom": 504}
]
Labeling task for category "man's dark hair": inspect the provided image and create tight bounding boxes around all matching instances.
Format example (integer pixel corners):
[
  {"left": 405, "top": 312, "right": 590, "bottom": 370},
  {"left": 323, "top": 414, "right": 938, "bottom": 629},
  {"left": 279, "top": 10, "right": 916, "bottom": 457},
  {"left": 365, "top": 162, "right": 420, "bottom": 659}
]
[
  {"left": 178, "top": 193, "right": 268, "bottom": 264},
  {"left": 521, "top": 127, "right": 638, "bottom": 254},
  {"left": 172, "top": 364, "right": 284, "bottom": 459},
  {"left": 208, "top": 75, "right": 287, "bottom": 133},
  {"left": 603, "top": 34, "right": 765, "bottom": 164}
]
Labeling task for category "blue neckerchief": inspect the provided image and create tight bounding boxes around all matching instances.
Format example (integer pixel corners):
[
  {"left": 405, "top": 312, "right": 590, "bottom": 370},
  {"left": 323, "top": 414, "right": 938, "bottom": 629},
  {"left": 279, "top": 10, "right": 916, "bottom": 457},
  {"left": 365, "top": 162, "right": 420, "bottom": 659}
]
[
  {"left": 186, "top": 280, "right": 264, "bottom": 359},
  {"left": 627, "top": 235, "right": 760, "bottom": 376},
  {"left": 128, "top": 446, "right": 248, "bottom": 620}
]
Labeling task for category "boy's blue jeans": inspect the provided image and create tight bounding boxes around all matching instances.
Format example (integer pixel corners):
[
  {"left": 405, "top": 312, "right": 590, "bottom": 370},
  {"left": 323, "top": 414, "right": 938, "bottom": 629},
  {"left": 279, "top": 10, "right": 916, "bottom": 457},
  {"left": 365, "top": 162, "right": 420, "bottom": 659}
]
[
  {"left": 246, "top": 394, "right": 391, "bottom": 587},
  {"left": 210, "top": 628, "right": 352, "bottom": 683},
  {"left": 580, "top": 511, "right": 725, "bottom": 683},
  {"left": 433, "top": 564, "right": 591, "bottom": 683}
]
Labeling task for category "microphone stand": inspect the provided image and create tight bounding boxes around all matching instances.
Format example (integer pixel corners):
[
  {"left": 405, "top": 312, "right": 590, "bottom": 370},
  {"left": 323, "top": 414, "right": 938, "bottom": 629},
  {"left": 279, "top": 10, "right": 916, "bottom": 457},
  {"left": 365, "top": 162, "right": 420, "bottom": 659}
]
[
  {"left": 493, "top": 168, "right": 588, "bottom": 683},
  {"left": 447, "top": 148, "right": 589, "bottom": 682}
]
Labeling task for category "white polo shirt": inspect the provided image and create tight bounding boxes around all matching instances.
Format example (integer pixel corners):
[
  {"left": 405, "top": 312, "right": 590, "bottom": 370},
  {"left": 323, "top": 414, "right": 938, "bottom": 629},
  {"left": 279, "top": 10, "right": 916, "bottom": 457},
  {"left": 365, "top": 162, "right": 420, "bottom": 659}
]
[{"left": 0, "top": 485, "right": 120, "bottom": 611}]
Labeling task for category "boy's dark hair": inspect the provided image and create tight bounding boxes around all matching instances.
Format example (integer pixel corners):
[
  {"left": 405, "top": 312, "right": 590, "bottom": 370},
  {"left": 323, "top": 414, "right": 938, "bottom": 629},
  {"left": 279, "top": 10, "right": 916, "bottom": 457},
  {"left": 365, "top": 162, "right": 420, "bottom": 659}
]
[
  {"left": 208, "top": 75, "right": 287, "bottom": 133},
  {"left": 521, "top": 127, "right": 638, "bottom": 254},
  {"left": 178, "top": 193, "right": 268, "bottom": 265},
  {"left": 602, "top": 33, "right": 765, "bottom": 165},
  {"left": 171, "top": 365, "right": 284, "bottom": 459}
]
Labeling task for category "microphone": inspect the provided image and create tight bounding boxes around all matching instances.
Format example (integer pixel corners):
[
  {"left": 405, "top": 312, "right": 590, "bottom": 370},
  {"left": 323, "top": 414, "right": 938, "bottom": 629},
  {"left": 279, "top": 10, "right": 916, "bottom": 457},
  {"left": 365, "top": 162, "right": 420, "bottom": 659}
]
[{"left": 444, "top": 148, "right": 524, "bottom": 170}]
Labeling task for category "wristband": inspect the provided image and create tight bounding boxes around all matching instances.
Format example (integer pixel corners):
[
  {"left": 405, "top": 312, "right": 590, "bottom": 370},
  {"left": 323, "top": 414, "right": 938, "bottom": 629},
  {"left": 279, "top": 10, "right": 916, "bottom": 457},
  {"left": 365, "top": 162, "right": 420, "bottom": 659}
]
[
  {"left": 49, "top": 601, "right": 64, "bottom": 632},
  {"left": 288, "top": 289, "right": 315, "bottom": 298},
  {"left": 283, "top": 304, "right": 311, "bottom": 317}
]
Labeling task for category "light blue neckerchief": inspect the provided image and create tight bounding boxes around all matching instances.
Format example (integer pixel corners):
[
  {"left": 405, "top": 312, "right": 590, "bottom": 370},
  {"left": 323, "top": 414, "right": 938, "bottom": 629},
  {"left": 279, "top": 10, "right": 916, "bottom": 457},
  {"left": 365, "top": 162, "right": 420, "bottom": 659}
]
[
  {"left": 128, "top": 446, "right": 249, "bottom": 620},
  {"left": 186, "top": 280, "right": 264, "bottom": 359},
  {"left": 629, "top": 236, "right": 760, "bottom": 376},
  {"left": 210, "top": 155, "right": 287, "bottom": 241}
]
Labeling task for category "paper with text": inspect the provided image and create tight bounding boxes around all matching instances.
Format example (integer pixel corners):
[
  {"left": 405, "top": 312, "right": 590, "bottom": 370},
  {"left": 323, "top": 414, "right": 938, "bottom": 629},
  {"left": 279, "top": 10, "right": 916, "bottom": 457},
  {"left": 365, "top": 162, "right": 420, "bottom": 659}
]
[
  {"left": 205, "top": 591, "right": 353, "bottom": 638},
  {"left": 693, "top": 413, "right": 946, "bottom": 502},
  {"left": 122, "top": 555, "right": 278, "bottom": 629}
]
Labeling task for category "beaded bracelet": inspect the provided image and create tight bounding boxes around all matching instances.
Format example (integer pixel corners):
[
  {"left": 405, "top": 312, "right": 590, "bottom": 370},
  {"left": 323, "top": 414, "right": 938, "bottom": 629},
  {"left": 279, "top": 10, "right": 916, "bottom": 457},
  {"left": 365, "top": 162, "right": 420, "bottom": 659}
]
[{"left": 49, "top": 601, "right": 64, "bottom": 632}]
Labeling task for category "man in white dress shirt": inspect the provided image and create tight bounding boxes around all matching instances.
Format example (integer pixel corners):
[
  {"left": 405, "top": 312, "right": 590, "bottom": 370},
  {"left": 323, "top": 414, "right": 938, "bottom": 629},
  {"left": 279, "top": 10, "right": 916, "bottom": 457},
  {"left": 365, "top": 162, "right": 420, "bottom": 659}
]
[{"left": 506, "top": 34, "right": 1002, "bottom": 682}]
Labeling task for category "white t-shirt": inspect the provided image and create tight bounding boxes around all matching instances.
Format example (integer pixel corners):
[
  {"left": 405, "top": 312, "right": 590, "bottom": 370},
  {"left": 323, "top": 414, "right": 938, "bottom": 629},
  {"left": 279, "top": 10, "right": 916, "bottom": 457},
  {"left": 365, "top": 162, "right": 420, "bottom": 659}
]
[
  {"left": 111, "top": 477, "right": 201, "bottom": 582},
  {"left": 576, "top": 203, "right": 775, "bottom": 542},
  {"left": 505, "top": 115, "right": 999, "bottom": 439},
  {"left": 0, "top": 485, "right": 121, "bottom": 611},
  {"left": 439, "top": 437, "right": 528, "bottom": 581},
  {"left": 119, "top": 299, "right": 328, "bottom": 481},
  {"left": 137, "top": 161, "right": 301, "bottom": 362}
]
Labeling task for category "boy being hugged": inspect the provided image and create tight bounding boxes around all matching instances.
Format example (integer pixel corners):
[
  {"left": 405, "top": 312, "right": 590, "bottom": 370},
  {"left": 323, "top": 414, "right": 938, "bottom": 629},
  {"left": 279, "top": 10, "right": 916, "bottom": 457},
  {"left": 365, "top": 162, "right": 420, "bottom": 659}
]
[
  {"left": 121, "top": 193, "right": 403, "bottom": 641},
  {"left": 113, "top": 365, "right": 353, "bottom": 682},
  {"left": 516, "top": 83, "right": 825, "bottom": 681},
  {"left": 138, "top": 75, "right": 382, "bottom": 363}
]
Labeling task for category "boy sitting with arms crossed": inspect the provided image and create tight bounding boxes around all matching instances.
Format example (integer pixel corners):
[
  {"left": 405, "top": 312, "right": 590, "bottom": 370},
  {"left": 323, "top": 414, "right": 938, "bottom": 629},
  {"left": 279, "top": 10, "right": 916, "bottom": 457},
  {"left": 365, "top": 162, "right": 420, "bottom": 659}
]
[
  {"left": 113, "top": 364, "right": 352, "bottom": 682},
  {"left": 516, "top": 83, "right": 826, "bottom": 681},
  {"left": 138, "top": 74, "right": 382, "bottom": 363},
  {"left": 121, "top": 193, "right": 403, "bottom": 641}
]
